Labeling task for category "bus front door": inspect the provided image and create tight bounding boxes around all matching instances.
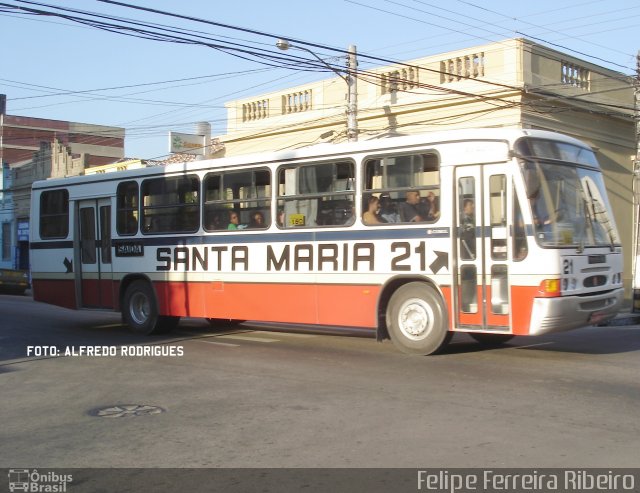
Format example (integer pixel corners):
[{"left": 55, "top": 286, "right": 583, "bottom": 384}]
[
  {"left": 454, "top": 165, "right": 511, "bottom": 332},
  {"left": 77, "top": 199, "right": 114, "bottom": 309}
]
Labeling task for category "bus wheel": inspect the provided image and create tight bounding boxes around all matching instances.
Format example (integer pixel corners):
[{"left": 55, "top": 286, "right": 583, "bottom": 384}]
[
  {"left": 122, "top": 280, "right": 175, "bottom": 335},
  {"left": 470, "top": 333, "right": 514, "bottom": 346},
  {"left": 386, "top": 283, "right": 451, "bottom": 355}
]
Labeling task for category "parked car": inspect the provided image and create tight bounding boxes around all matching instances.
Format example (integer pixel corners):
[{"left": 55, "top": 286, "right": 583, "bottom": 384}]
[{"left": 0, "top": 268, "right": 29, "bottom": 295}]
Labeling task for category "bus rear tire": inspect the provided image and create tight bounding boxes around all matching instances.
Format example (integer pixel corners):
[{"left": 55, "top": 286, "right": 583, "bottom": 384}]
[
  {"left": 386, "top": 282, "right": 451, "bottom": 355},
  {"left": 122, "top": 280, "right": 178, "bottom": 335},
  {"left": 470, "top": 333, "right": 514, "bottom": 346}
]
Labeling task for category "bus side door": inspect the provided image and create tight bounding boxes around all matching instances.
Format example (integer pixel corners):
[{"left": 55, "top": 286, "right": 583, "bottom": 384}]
[
  {"left": 77, "top": 198, "right": 114, "bottom": 309},
  {"left": 454, "top": 165, "right": 512, "bottom": 331}
]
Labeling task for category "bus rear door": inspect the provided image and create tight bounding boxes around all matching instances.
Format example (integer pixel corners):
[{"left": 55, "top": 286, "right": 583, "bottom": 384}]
[
  {"left": 454, "top": 165, "right": 512, "bottom": 332},
  {"left": 76, "top": 198, "right": 114, "bottom": 309}
]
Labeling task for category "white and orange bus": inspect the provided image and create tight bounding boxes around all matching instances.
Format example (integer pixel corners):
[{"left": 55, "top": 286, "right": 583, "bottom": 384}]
[{"left": 30, "top": 128, "right": 624, "bottom": 354}]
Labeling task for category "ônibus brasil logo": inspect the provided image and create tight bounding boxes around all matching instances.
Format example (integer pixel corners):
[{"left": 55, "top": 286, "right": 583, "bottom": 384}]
[{"left": 8, "top": 469, "right": 72, "bottom": 492}]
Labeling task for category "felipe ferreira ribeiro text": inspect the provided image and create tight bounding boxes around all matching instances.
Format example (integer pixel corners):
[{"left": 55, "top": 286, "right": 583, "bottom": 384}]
[
  {"left": 417, "top": 470, "right": 635, "bottom": 492},
  {"left": 27, "top": 345, "right": 184, "bottom": 357}
]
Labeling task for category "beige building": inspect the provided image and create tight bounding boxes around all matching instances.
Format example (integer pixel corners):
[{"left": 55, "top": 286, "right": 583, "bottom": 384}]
[{"left": 217, "top": 37, "right": 635, "bottom": 293}]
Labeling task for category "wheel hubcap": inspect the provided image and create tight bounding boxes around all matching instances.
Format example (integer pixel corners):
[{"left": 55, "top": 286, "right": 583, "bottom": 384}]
[
  {"left": 130, "top": 292, "right": 150, "bottom": 325},
  {"left": 398, "top": 298, "right": 434, "bottom": 341}
]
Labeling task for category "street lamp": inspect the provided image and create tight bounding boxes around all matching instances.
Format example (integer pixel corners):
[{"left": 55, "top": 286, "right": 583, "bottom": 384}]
[{"left": 276, "top": 39, "right": 358, "bottom": 142}]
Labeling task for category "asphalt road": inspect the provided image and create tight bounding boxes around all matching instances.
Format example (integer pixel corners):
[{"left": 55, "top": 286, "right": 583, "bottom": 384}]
[{"left": 1, "top": 293, "right": 639, "bottom": 470}]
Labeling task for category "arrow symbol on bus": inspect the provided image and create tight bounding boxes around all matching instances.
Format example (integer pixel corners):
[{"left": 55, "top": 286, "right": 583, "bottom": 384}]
[
  {"left": 63, "top": 257, "right": 73, "bottom": 273},
  {"left": 430, "top": 251, "right": 448, "bottom": 274}
]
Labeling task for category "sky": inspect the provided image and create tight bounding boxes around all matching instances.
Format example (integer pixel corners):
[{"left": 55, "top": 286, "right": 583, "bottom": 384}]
[{"left": 1, "top": 0, "right": 637, "bottom": 159}]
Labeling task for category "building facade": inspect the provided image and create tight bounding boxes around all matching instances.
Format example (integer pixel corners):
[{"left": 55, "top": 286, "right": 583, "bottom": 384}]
[
  {"left": 0, "top": 93, "right": 127, "bottom": 274},
  {"left": 217, "top": 37, "right": 635, "bottom": 295},
  {"left": 0, "top": 94, "right": 125, "bottom": 168},
  {"left": 0, "top": 163, "right": 15, "bottom": 270}
]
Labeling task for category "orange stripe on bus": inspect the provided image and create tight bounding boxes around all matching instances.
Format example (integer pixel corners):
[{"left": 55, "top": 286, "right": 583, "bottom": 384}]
[{"left": 154, "top": 281, "right": 381, "bottom": 328}]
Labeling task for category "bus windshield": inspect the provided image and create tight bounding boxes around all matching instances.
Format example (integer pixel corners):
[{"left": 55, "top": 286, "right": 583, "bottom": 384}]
[{"left": 516, "top": 138, "right": 620, "bottom": 249}]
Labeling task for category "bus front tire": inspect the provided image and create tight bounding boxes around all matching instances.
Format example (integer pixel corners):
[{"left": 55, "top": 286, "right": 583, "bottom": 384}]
[
  {"left": 122, "top": 280, "right": 179, "bottom": 335},
  {"left": 386, "top": 282, "right": 451, "bottom": 355}
]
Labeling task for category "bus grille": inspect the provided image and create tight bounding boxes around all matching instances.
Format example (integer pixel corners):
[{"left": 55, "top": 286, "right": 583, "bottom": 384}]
[{"left": 579, "top": 297, "right": 614, "bottom": 311}]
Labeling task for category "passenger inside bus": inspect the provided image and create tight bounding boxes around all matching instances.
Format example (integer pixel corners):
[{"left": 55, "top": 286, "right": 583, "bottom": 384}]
[
  {"left": 227, "top": 211, "right": 240, "bottom": 230},
  {"left": 425, "top": 191, "right": 440, "bottom": 221},
  {"left": 460, "top": 198, "right": 476, "bottom": 259},
  {"left": 379, "top": 193, "right": 399, "bottom": 223},
  {"left": 249, "top": 211, "right": 265, "bottom": 229},
  {"left": 205, "top": 211, "right": 223, "bottom": 231},
  {"left": 399, "top": 191, "right": 428, "bottom": 222},
  {"left": 362, "top": 195, "right": 383, "bottom": 225}
]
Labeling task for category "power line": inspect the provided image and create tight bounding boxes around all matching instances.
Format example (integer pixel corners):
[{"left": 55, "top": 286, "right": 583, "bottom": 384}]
[{"left": 1, "top": 0, "right": 634, "bottom": 157}]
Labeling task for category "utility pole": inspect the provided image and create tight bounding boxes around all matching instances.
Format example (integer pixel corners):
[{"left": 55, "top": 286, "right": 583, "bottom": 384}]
[
  {"left": 632, "top": 50, "right": 640, "bottom": 310},
  {"left": 276, "top": 40, "right": 358, "bottom": 142},
  {"left": 635, "top": 51, "right": 640, "bottom": 174},
  {"left": 346, "top": 45, "right": 358, "bottom": 142}
]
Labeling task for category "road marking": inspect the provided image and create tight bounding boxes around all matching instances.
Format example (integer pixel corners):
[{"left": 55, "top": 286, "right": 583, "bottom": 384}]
[
  {"left": 91, "top": 324, "right": 127, "bottom": 329},
  {"left": 512, "top": 342, "right": 554, "bottom": 349},
  {"left": 196, "top": 340, "right": 241, "bottom": 347},
  {"left": 252, "top": 331, "right": 316, "bottom": 338},
  {"left": 218, "top": 334, "right": 279, "bottom": 343},
  {"left": 178, "top": 330, "right": 216, "bottom": 337}
]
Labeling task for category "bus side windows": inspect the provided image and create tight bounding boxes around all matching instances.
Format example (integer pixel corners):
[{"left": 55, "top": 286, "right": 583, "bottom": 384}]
[
  {"left": 204, "top": 170, "right": 271, "bottom": 232},
  {"left": 363, "top": 153, "right": 440, "bottom": 226},
  {"left": 277, "top": 160, "right": 355, "bottom": 228},
  {"left": 116, "top": 181, "right": 139, "bottom": 236},
  {"left": 40, "top": 189, "right": 69, "bottom": 239},
  {"left": 141, "top": 176, "right": 199, "bottom": 234}
]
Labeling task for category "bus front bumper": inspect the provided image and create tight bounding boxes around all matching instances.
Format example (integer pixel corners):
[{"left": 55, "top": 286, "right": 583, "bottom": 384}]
[{"left": 528, "top": 288, "right": 624, "bottom": 336}]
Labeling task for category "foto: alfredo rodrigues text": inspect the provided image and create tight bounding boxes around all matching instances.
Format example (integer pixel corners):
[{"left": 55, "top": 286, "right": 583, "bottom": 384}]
[{"left": 26, "top": 345, "right": 184, "bottom": 357}]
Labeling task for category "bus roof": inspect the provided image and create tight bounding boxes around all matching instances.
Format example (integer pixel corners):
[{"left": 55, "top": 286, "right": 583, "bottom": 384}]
[{"left": 32, "top": 128, "right": 591, "bottom": 190}]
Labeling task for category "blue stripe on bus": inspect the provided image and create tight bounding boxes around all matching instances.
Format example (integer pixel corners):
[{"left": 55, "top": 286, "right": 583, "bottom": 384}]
[
  {"left": 30, "top": 241, "right": 74, "bottom": 250},
  {"left": 29, "top": 227, "right": 452, "bottom": 250},
  {"left": 129, "top": 227, "right": 452, "bottom": 247}
]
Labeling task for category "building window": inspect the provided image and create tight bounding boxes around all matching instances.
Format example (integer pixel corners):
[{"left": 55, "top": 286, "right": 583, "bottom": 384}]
[
  {"left": 381, "top": 66, "right": 419, "bottom": 95},
  {"left": 282, "top": 90, "right": 312, "bottom": 114},
  {"left": 242, "top": 99, "right": 269, "bottom": 122},
  {"left": 440, "top": 53, "right": 484, "bottom": 83},
  {"left": 40, "top": 190, "right": 69, "bottom": 239},
  {"left": 2, "top": 222, "right": 10, "bottom": 260},
  {"left": 561, "top": 61, "right": 590, "bottom": 90}
]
